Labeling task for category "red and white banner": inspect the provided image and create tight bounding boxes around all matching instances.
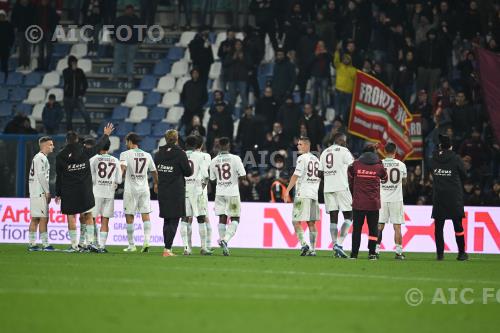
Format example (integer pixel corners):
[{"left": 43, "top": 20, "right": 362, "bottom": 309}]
[{"left": 1, "top": 198, "right": 499, "bottom": 254}]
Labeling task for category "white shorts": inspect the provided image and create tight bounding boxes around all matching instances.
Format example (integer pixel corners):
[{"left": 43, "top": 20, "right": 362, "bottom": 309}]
[
  {"left": 293, "top": 198, "right": 320, "bottom": 222},
  {"left": 185, "top": 193, "right": 208, "bottom": 217},
  {"left": 379, "top": 201, "right": 405, "bottom": 224},
  {"left": 214, "top": 195, "right": 241, "bottom": 217},
  {"left": 124, "top": 191, "right": 151, "bottom": 215},
  {"left": 93, "top": 197, "right": 115, "bottom": 218},
  {"left": 324, "top": 190, "right": 352, "bottom": 212},
  {"left": 30, "top": 195, "right": 48, "bottom": 218}
]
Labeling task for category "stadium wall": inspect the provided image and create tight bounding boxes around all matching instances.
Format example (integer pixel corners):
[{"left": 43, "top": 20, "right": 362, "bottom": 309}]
[{"left": 0, "top": 198, "right": 499, "bottom": 254}]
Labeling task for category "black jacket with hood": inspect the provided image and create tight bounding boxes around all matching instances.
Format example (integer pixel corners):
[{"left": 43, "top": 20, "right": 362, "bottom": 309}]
[{"left": 63, "top": 56, "right": 88, "bottom": 98}]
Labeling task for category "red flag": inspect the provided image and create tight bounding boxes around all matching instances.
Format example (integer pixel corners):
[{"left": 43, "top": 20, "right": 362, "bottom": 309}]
[
  {"left": 348, "top": 71, "right": 414, "bottom": 160},
  {"left": 476, "top": 47, "right": 500, "bottom": 144}
]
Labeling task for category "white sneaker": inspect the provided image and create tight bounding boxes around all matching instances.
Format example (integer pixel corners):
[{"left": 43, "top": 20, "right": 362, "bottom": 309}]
[
  {"left": 123, "top": 245, "right": 137, "bottom": 252},
  {"left": 183, "top": 247, "right": 192, "bottom": 256}
]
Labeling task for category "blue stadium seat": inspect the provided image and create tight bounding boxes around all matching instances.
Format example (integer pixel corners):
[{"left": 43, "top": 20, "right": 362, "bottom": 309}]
[
  {"left": 148, "top": 106, "right": 166, "bottom": 121},
  {"left": 152, "top": 122, "right": 171, "bottom": 137},
  {"left": 8, "top": 58, "right": 18, "bottom": 69},
  {"left": 10, "top": 87, "right": 28, "bottom": 102},
  {"left": 153, "top": 60, "right": 172, "bottom": 76},
  {"left": 0, "top": 72, "right": 4, "bottom": 82},
  {"left": 167, "top": 47, "right": 185, "bottom": 61},
  {"left": 116, "top": 122, "right": 134, "bottom": 136},
  {"left": 16, "top": 103, "right": 33, "bottom": 115},
  {"left": 111, "top": 106, "right": 129, "bottom": 120},
  {"left": 6, "top": 72, "right": 24, "bottom": 87},
  {"left": 141, "top": 137, "right": 157, "bottom": 153},
  {"left": 0, "top": 102, "right": 13, "bottom": 117},
  {"left": 53, "top": 44, "right": 71, "bottom": 57},
  {"left": 143, "top": 92, "right": 162, "bottom": 107},
  {"left": 138, "top": 75, "right": 157, "bottom": 91},
  {"left": 135, "top": 122, "right": 152, "bottom": 136},
  {"left": 24, "top": 72, "right": 43, "bottom": 87},
  {"left": 0, "top": 88, "right": 8, "bottom": 101}
]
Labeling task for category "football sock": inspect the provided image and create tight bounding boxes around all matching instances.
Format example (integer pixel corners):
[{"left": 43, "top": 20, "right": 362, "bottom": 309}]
[
  {"left": 79, "top": 223, "right": 86, "bottom": 245},
  {"left": 69, "top": 230, "right": 78, "bottom": 248},
  {"left": 329, "top": 223, "right": 338, "bottom": 246},
  {"left": 29, "top": 231, "right": 36, "bottom": 246},
  {"left": 310, "top": 231, "right": 317, "bottom": 251},
  {"left": 338, "top": 219, "right": 352, "bottom": 246},
  {"left": 40, "top": 232, "right": 48, "bottom": 247},
  {"left": 223, "top": 221, "right": 239, "bottom": 243},
  {"left": 187, "top": 223, "right": 193, "bottom": 249},
  {"left": 143, "top": 221, "right": 151, "bottom": 246},
  {"left": 377, "top": 228, "right": 383, "bottom": 244},
  {"left": 198, "top": 223, "right": 207, "bottom": 250},
  {"left": 218, "top": 223, "right": 226, "bottom": 241},
  {"left": 180, "top": 221, "right": 189, "bottom": 249},
  {"left": 296, "top": 227, "right": 307, "bottom": 247},
  {"left": 100, "top": 232, "right": 108, "bottom": 248},
  {"left": 395, "top": 244, "right": 403, "bottom": 255},
  {"left": 86, "top": 225, "right": 95, "bottom": 245},
  {"left": 126, "top": 224, "right": 134, "bottom": 246},
  {"left": 205, "top": 221, "right": 212, "bottom": 248},
  {"left": 375, "top": 244, "right": 381, "bottom": 254}
]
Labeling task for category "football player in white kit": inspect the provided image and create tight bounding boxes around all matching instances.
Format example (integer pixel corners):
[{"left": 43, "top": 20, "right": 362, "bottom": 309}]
[
  {"left": 197, "top": 137, "right": 213, "bottom": 250},
  {"left": 180, "top": 136, "right": 212, "bottom": 256},
  {"left": 119, "top": 133, "right": 158, "bottom": 253},
  {"left": 285, "top": 137, "right": 321, "bottom": 256},
  {"left": 90, "top": 139, "right": 122, "bottom": 253},
  {"left": 319, "top": 132, "right": 353, "bottom": 258},
  {"left": 28, "top": 136, "right": 55, "bottom": 251},
  {"left": 209, "top": 137, "right": 246, "bottom": 256},
  {"left": 376, "top": 142, "right": 407, "bottom": 260}
]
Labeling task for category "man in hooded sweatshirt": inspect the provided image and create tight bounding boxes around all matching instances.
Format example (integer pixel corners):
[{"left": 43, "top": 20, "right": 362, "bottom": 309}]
[
  {"left": 348, "top": 144, "right": 387, "bottom": 260},
  {"left": 431, "top": 134, "right": 468, "bottom": 261}
]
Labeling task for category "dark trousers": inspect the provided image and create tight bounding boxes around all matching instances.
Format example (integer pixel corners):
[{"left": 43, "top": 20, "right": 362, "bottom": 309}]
[
  {"left": 0, "top": 50, "right": 8, "bottom": 82},
  {"left": 64, "top": 97, "right": 91, "bottom": 132},
  {"left": 434, "top": 218, "right": 466, "bottom": 256},
  {"left": 351, "top": 209, "right": 379, "bottom": 258},
  {"left": 297, "top": 67, "right": 310, "bottom": 102},
  {"left": 140, "top": 0, "right": 159, "bottom": 26},
  {"left": 247, "top": 66, "right": 260, "bottom": 99},
  {"left": 163, "top": 218, "right": 180, "bottom": 249},
  {"left": 37, "top": 37, "right": 53, "bottom": 71}
]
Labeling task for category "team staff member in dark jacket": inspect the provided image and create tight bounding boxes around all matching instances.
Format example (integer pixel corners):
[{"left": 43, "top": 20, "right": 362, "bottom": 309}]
[
  {"left": 63, "top": 56, "right": 91, "bottom": 133},
  {"left": 55, "top": 123, "right": 114, "bottom": 252},
  {"left": 432, "top": 135, "right": 468, "bottom": 261},
  {"left": 154, "top": 130, "right": 192, "bottom": 257},
  {"left": 348, "top": 144, "right": 387, "bottom": 260}
]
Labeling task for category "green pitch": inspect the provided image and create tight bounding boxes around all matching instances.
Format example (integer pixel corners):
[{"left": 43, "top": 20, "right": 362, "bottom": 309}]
[{"left": 1, "top": 245, "right": 500, "bottom": 333}]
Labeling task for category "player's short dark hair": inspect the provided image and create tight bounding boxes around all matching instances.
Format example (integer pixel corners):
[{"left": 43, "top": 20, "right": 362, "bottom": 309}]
[
  {"left": 333, "top": 132, "right": 346, "bottom": 144},
  {"left": 185, "top": 135, "right": 198, "bottom": 150},
  {"left": 38, "top": 136, "right": 53, "bottom": 145},
  {"left": 219, "top": 137, "right": 230, "bottom": 149},
  {"left": 125, "top": 132, "right": 142, "bottom": 144},
  {"left": 363, "top": 144, "right": 376, "bottom": 153},
  {"left": 298, "top": 136, "right": 311, "bottom": 144},
  {"left": 439, "top": 134, "right": 451, "bottom": 150},
  {"left": 385, "top": 142, "right": 397, "bottom": 154},
  {"left": 66, "top": 131, "right": 79, "bottom": 144},
  {"left": 101, "top": 139, "right": 111, "bottom": 151},
  {"left": 48, "top": 94, "right": 56, "bottom": 100},
  {"left": 83, "top": 137, "right": 96, "bottom": 147},
  {"left": 195, "top": 135, "right": 204, "bottom": 149}
]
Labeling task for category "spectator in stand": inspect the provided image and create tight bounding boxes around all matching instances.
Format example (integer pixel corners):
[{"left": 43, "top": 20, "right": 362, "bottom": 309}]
[
  {"left": 207, "top": 102, "right": 233, "bottom": 151},
  {"left": 185, "top": 115, "right": 206, "bottom": 138},
  {"left": 180, "top": 68, "right": 208, "bottom": 130},
  {"left": 243, "top": 25, "right": 264, "bottom": 99},
  {"left": 218, "top": 27, "right": 236, "bottom": 92},
  {"left": 188, "top": 27, "right": 214, "bottom": 85},
  {"left": 299, "top": 104, "right": 324, "bottom": 152},
  {"left": 416, "top": 29, "right": 444, "bottom": 99},
  {"left": 270, "top": 170, "right": 290, "bottom": 203},
  {"left": 373, "top": 62, "right": 389, "bottom": 86},
  {"left": 4, "top": 113, "right": 37, "bottom": 134},
  {"left": 199, "top": 0, "right": 217, "bottom": 29},
  {"left": 140, "top": 0, "right": 158, "bottom": 26},
  {"left": 225, "top": 39, "right": 251, "bottom": 117},
  {"left": 42, "top": 94, "right": 63, "bottom": 134},
  {"left": 459, "top": 129, "right": 490, "bottom": 170},
  {"left": 309, "top": 40, "right": 331, "bottom": 116},
  {"left": 11, "top": 0, "right": 34, "bottom": 70},
  {"left": 209, "top": 90, "right": 230, "bottom": 116},
  {"left": 447, "top": 91, "right": 478, "bottom": 142},
  {"left": 112, "top": 5, "right": 141, "bottom": 82},
  {"left": 271, "top": 48, "right": 297, "bottom": 105},
  {"left": 0, "top": 9, "right": 14, "bottom": 82},
  {"left": 255, "top": 86, "right": 279, "bottom": 131},
  {"left": 240, "top": 170, "right": 269, "bottom": 202},
  {"left": 485, "top": 180, "right": 500, "bottom": 206},
  {"left": 333, "top": 42, "right": 356, "bottom": 122},
  {"left": 63, "top": 56, "right": 91, "bottom": 133},
  {"left": 276, "top": 95, "right": 301, "bottom": 142},
  {"left": 394, "top": 50, "right": 417, "bottom": 106},
  {"left": 236, "top": 106, "right": 258, "bottom": 154},
  {"left": 230, "top": 0, "right": 249, "bottom": 28},
  {"left": 82, "top": 0, "right": 103, "bottom": 56},
  {"left": 344, "top": 39, "right": 363, "bottom": 69},
  {"left": 175, "top": 0, "right": 193, "bottom": 30},
  {"left": 283, "top": 2, "right": 305, "bottom": 52},
  {"left": 101, "top": 0, "right": 117, "bottom": 25},
  {"left": 461, "top": 0, "right": 482, "bottom": 40},
  {"left": 466, "top": 184, "right": 485, "bottom": 206},
  {"left": 34, "top": 0, "right": 59, "bottom": 71},
  {"left": 432, "top": 78, "right": 456, "bottom": 110},
  {"left": 411, "top": 89, "right": 432, "bottom": 129},
  {"left": 296, "top": 23, "right": 318, "bottom": 102},
  {"left": 271, "top": 122, "right": 287, "bottom": 151},
  {"left": 314, "top": 10, "right": 336, "bottom": 52},
  {"left": 361, "top": 58, "right": 375, "bottom": 75},
  {"left": 250, "top": 0, "right": 278, "bottom": 50},
  {"left": 322, "top": 116, "right": 345, "bottom": 147}
]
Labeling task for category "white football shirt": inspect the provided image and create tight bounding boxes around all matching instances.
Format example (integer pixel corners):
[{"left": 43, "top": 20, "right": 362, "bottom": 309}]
[
  {"left": 201, "top": 152, "right": 211, "bottom": 198},
  {"left": 294, "top": 152, "right": 321, "bottom": 200},
  {"left": 28, "top": 152, "right": 50, "bottom": 197},
  {"left": 319, "top": 144, "right": 354, "bottom": 192},
  {"left": 90, "top": 154, "right": 122, "bottom": 199},
  {"left": 119, "top": 149, "right": 156, "bottom": 194},
  {"left": 186, "top": 150, "right": 210, "bottom": 196},
  {"left": 380, "top": 158, "right": 407, "bottom": 202},
  {"left": 209, "top": 152, "right": 246, "bottom": 197}
]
